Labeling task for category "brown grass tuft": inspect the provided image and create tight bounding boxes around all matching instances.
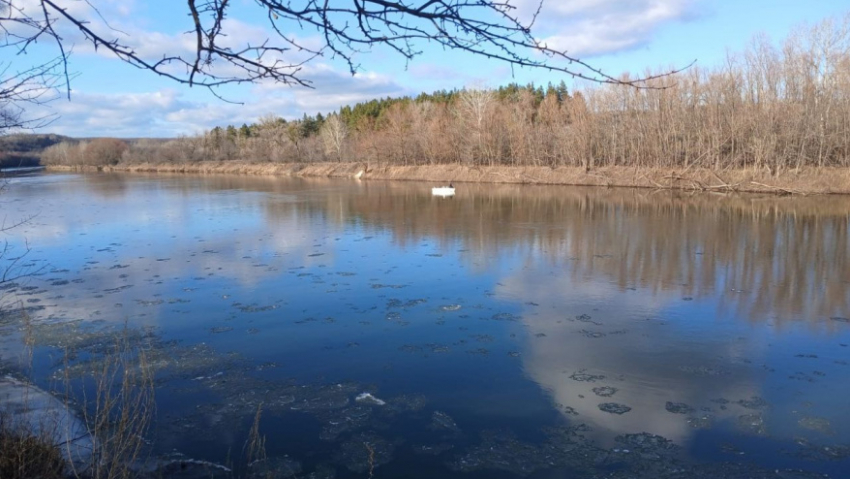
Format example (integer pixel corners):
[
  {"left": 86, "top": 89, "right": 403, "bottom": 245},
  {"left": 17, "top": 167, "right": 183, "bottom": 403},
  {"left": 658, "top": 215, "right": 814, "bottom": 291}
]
[{"left": 0, "top": 412, "right": 65, "bottom": 479}]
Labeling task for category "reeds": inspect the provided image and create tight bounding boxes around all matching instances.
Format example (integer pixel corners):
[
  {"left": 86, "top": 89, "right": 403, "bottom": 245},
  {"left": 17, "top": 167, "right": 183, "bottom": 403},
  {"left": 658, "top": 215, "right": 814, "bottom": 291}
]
[{"left": 1, "top": 311, "right": 155, "bottom": 479}]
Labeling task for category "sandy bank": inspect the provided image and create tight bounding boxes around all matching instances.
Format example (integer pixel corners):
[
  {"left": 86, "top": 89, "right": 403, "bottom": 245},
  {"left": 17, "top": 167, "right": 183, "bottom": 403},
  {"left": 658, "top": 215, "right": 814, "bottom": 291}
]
[{"left": 46, "top": 162, "right": 850, "bottom": 195}]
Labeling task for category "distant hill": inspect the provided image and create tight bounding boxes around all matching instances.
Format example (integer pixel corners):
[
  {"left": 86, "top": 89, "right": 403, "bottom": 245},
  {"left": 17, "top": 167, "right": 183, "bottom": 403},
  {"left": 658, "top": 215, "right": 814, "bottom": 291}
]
[
  {"left": 0, "top": 133, "right": 72, "bottom": 168},
  {"left": 0, "top": 134, "right": 172, "bottom": 168}
]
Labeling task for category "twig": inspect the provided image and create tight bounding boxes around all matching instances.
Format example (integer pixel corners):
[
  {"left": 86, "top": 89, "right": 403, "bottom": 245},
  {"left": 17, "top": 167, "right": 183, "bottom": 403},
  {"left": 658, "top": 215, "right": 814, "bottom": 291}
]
[{"left": 750, "top": 181, "right": 806, "bottom": 196}]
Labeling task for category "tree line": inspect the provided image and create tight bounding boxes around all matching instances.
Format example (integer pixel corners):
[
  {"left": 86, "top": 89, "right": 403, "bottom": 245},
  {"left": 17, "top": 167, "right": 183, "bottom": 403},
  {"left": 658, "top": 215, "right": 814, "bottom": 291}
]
[{"left": 42, "top": 13, "right": 850, "bottom": 173}]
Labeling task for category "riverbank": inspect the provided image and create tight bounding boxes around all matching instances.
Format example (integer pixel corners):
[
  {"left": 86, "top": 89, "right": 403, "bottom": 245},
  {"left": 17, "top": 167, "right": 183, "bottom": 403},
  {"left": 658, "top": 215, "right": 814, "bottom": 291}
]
[{"left": 45, "top": 162, "right": 850, "bottom": 195}]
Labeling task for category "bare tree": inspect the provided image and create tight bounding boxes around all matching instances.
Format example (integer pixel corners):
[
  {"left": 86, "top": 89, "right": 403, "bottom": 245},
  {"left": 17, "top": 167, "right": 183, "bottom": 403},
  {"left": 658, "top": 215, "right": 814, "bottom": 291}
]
[
  {"left": 458, "top": 87, "right": 495, "bottom": 165},
  {"left": 1, "top": 0, "right": 687, "bottom": 103},
  {"left": 321, "top": 114, "right": 348, "bottom": 161}
]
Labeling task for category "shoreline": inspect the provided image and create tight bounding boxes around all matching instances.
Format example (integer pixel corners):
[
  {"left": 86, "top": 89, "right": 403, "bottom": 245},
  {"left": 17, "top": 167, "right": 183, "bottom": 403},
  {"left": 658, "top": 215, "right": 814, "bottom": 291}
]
[{"left": 45, "top": 162, "right": 850, "bottom": 195}]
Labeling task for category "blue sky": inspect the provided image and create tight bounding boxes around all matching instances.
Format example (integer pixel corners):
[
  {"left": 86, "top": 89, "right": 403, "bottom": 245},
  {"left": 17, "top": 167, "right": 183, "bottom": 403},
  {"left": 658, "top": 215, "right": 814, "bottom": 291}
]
[{"left": 9, "top": 0, "right": 849, "bottom": 138}]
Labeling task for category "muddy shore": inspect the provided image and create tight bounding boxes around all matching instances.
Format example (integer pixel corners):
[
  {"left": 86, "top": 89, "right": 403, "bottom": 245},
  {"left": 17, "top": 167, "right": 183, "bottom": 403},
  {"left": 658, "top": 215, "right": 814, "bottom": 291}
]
[{"left": 44, "top": 162, "right": 850, "bottom": 195}]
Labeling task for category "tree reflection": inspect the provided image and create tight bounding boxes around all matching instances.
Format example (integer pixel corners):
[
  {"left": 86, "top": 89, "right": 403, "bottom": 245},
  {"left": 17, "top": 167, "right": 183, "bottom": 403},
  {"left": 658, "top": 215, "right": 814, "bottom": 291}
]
[{"left": 257, "top": 181, "right": 850, "bottom": 324}]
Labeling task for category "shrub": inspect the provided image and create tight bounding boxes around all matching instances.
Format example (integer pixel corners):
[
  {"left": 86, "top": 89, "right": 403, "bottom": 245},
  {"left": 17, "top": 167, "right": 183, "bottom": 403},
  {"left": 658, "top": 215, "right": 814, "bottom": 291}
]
[{"left": 0, "top": 413, "right": 65, "bottom": 479}]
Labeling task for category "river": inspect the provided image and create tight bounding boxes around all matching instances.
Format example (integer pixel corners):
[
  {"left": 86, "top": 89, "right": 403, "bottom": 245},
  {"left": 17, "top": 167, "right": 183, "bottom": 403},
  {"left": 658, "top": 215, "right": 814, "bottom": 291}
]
[{"left": 1, "top": 171, "right": 848, "bottom": 478}]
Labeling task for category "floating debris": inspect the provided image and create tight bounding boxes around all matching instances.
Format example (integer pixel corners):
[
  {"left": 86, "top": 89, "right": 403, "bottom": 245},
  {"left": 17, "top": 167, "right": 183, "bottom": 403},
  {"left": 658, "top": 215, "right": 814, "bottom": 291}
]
[
  {"left": 384, "top": 394, "right": 427, "bottom": 414},
  {"left": 430, "top": 411, "right": 461, "bottom": 433},
  {"left": 398, "top": 344, "right": 423, "bottom": 353},
  {"left": 615, "top": 432, "right": 679, "bottom": 454},
  {"left": 336, "top": 432, "right": 395, "bottom": 473},
  {"left": 491, "top": 312, "right": 519, "bottom": 321},
  {"left": 687, "top": 414, "right": 713, "bottom": 429},
  {"left": 467, "top": 348, "right": 489, "bottom": 355},
  {"left": 574, "top": 314, "right": 603, "bottom": 325},
  {"left": 136, "top": 299, "right": 164, "bottom": 306},
  {"left": 592, "top": 386, "right": 618, "bottom": 398},
  {"left": 797, "top": 416, "right": 833, "bottom": 435},
  {"left": 412, "top": 443, "right": 454, "bottom": 456},
  {"left": 598, "top": 403, "right": 632, "bottom": 415},
  {"left": 736, "top": 413, "right": 768, "bottom": 436},
  {"left": 789, "top": 441, "right": 850, "bottom": 461},
  {"left": 236, "top": 303, "right": 278, "bottom": 313},
  {"left": 319, "top": 406, "right": 371, "bottom": 441},
  {"left": 678, "top": 365, "right": 728, "bottom": 376},
  {"left": 569, "top": 370, "right": 606, "bottom": 382},
  {"left": 448, "top": 430, "right": 546, "bottom": 476},
  {"left": 471, "top": 334, "right": 494, "bottom": 343},
  {"left": 737, "top": 396, "right": 769, "bottom": 410},
  {"left": 579, "top": 329, "right": 606, "bottom": 338},
  {"left": 255, "top": 361, "right": 277, "bottom": 371},
  {"left": 355, "top": 392, "right": 386, "bottom": 406},
  {"left": 370, "top": 284, "right": 407, "bottom": 289},
  {"left": 665, "top": 402, "right": 695, "bottom": 414}
]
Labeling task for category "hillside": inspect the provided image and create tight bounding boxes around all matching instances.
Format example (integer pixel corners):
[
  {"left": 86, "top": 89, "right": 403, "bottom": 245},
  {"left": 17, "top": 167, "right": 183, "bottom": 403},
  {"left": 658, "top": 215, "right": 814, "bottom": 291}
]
[
  {"left": 0, "top": 135, "right": 171, "bottom": 168},
  {"left": 0, "top": 133, "right": 71, "bottom": 168}
]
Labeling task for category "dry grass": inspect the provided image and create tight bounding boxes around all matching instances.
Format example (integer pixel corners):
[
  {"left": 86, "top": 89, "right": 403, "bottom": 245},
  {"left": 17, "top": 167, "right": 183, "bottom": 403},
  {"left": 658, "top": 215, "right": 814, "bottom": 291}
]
[
  {"left": 64, "top": 331, "right": 155, "bottom": 479},
  {"left": 244, "top": 403, "right": 267, "bottom": 468},
  {"left": 0, "top": 412, "right": 66, "bottom": 479},
  {"left": 46, "top": 161, "right": 850, "bottom": 195},
  {"left": 1, "top": 315, "right": 155, "bottom": 479}
]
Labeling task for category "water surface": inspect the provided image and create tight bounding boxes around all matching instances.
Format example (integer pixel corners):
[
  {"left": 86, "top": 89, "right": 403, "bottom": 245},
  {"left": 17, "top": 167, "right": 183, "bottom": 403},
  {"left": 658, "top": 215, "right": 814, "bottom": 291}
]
[{"left": 1, "top": 172, "right": 849, "bottom": 478}]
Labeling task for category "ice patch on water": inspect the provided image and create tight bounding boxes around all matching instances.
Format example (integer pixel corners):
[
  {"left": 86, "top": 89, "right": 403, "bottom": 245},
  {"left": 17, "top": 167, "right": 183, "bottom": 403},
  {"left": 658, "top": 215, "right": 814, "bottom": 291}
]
[
  {"left": 355, "top": 392, "right": 386, "bottom": 406},
  {"left": 192, "top": 371, "right": 224, "bottom": 381}
]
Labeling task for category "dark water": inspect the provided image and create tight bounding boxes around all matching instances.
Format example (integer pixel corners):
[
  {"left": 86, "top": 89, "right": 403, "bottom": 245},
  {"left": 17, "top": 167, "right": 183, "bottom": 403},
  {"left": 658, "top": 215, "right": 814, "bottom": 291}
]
[{"left": 1, "top": 172, "right": 849, "bottom": 478}]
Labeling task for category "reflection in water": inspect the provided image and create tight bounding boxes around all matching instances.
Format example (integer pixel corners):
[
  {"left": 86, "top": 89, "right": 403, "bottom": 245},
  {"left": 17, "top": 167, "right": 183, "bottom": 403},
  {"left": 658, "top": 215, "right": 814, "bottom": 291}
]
[
  {"left": 305, "top": 183, "right": 850, "bottom": 324},
  {"left": 1, "top": 172, "right": 849, "bottom": 478},
  {"left": 501, "top": 266, "right": 759, "bottom": 445}
]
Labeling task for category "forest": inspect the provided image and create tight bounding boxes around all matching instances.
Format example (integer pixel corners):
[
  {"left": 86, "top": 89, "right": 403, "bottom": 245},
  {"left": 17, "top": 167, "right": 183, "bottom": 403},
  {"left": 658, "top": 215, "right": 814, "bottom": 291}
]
[{"left": 41, "top": 14, "right": 850, "bottom": 175}]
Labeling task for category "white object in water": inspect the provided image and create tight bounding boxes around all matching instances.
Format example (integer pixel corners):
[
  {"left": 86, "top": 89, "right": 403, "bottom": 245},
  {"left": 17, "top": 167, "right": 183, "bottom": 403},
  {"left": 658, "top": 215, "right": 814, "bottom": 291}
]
[
  {"left": 355, "top": 392, "right": 386, "bottom": 406},
  {"left": 432, "top": 186, "right": 455, "bottom": 196}
]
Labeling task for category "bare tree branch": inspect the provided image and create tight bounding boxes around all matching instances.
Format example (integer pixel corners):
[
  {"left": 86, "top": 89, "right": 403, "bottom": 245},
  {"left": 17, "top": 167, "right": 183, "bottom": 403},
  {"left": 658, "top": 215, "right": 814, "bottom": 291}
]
[
  {"left": 1, "top": 0, "right": 690, "bottom": 106},
  {"left": 0, "top": 184, "right": 39, "bottom": 287},
  {"left": 0, "top": 59, "right": 61, "bottom": 132}
]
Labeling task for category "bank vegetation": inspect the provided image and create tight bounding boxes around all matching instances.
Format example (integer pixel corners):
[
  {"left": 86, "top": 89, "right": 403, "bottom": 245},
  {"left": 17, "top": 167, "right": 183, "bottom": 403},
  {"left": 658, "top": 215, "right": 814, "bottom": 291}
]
[{"left": 41, "top": 13, "right": 850, "bottom": 192}]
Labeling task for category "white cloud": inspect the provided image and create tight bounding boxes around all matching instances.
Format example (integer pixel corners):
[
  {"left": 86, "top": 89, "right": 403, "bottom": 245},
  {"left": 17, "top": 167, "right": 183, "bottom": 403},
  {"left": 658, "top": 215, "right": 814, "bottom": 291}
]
[
  {"left": 31, "top": 63, "right": 409, "bottom": 137},
  {"left": 274, "top": 64, "right": 410, "bottom": 112},
  {"left": 512, "top": 0, "right": 701, "bottom": 57},
  {"left": 5, "top": 0, "right": 138, "bottom": 49}
]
